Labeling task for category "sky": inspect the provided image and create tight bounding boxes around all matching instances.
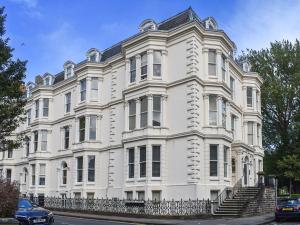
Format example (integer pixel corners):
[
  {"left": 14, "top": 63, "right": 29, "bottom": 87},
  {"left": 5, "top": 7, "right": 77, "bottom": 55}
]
[{"left": 2, "top": 0, "right": 300, "bottom": 83}]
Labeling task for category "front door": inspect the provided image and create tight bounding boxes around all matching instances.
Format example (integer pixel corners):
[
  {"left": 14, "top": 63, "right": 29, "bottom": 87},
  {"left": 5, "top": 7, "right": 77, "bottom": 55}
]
[{"left": 243, "top": 156, "right": 249, "bottom": 186}]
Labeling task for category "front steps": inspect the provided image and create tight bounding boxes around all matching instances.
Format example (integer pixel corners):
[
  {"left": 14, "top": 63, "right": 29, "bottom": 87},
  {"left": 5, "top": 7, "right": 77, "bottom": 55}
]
[{"left": 214, "top": 187, "right": 261, "bottom": 217}]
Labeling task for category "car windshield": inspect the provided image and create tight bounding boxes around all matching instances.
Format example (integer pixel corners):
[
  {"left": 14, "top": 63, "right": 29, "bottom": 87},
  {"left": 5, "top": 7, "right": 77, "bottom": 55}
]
[
  {"left": 18, "top": 199, "right": 33, "bottom": 208},
  {"left": 279, "top": 198, "right": 300, "bottom": 206}
]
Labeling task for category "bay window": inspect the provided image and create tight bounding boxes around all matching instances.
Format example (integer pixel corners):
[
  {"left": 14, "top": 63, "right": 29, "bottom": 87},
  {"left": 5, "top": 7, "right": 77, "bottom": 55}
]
[
  {"left": 88, "top": 155, "right": 95, "bottom": 182},
  {"left": 209, "top": 95, "right": 217, "bottom": 126},
  {"left": 91, "top": 77, "right": 98, "bottom": 99},
  {"left": 140, "top": 96, "right": 148, "bottom": 128},
  {"left": 79, "top": 116, "right": 85, "bottom": 142},
  {"left": 128, "top": 100, "right": 136, "bottom": 130},
  {"left": 128, "top": 148, "right": 135, "bottom": 178},
  {"left": 141, "top": 52, "right": 147, "bottom": 80},
  {"left": 39, "top": 164, "right": 46, "bottom": 185},
  {"left": 130, "top": 57, "right": 136, "bottom": 83},
  {"left": 41, "top": 130, "right": 47, "bottom": 151},
  {"left": 153, "top": 50, "right": 162, "bottom": 76},
  {"left": 210, "top": 145, "right": 218, "bottom": 177},
  {"left": 43, "top": 98, "right": 49, "bottom": 117},
  {"left": 248, "top": 121, "right": 254, "bottom": 145},
  {"left": 153, "top": 96, "right": 161, "bottom": 126},
  {"left": 77, "top": 156, "right": 83, "bottom": 182},
  {"left": 89, "top": 115, "right": 97, "bottom": 140},
  {"left": 152, "top": 145, "right": 161, "bottom": 177},
  {"left": 80, "top": 79, "right": 86, "bottom": 101},
  {"left": 35, "top": 100, "right": 39, "bottom": 118},
  {"left": 139, "top": 146, "right": 146, "bottom": 178},
  {"left": 208, "top": 50, "right": 216, "bottom": 76},
  {"left": 34, "top": 131, "right": 38, "bottom": 152},
  {"left": 247, "top": 87, "right": 253, "bottom": 107}
]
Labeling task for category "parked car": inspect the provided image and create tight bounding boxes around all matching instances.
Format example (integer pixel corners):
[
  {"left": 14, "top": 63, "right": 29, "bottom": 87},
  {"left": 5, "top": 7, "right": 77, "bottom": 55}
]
[
  {"left": 15, "top": 198, "right": 54, "bottom": 225},
  {"left": 275, "top": 198, "right": 300, "bottom": 221}
]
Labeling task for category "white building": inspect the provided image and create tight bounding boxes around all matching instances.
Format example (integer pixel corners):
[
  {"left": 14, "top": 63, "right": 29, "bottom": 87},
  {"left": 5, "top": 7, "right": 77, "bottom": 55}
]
[{"left": 0, "top": 8, "right": 263, "bottom": 201}]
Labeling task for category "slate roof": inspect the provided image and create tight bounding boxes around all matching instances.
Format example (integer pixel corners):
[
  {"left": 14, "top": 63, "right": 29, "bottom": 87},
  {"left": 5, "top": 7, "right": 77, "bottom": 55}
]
[{"left": 46, "top": 7, "right": 204, "bottom": 85}]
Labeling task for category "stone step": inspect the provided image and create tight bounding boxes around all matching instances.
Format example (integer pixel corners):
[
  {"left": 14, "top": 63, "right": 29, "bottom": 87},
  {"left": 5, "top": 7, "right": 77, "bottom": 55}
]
[{"left": 217, "top": 208, "right": 243, "bottom": 212}]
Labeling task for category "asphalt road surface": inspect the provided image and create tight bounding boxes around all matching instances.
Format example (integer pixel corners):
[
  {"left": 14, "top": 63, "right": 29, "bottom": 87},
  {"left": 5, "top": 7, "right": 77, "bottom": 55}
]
[
  {"left": 267, "top": 220, "right": 300, "bottom": 225},
  {"left": 54, "top": 215, "right": 145, "bottom": 225}
]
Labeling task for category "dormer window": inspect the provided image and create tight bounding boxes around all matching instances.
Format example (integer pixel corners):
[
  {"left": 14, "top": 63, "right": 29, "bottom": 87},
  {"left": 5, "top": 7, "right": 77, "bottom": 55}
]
[
  {"left": 86, "top": 48, "right": 101, "bottom": 63},
  {"left": 26, "top": 83, "right": 35, "bottom": 98},
  {"left": 43, "top": 73, "right": 53, "bottom": 86},
  {"left": 66, "top": 66, "right": 72, "bottom": 78},
  {"left": 139, "top": 19, "right": 157, "bottom": 32},
  {"left": 64, "top": 61, "right": 75, "bottom": 79},
  {"left": 203, "top": 17, "right": 218, "bottom": 30}
]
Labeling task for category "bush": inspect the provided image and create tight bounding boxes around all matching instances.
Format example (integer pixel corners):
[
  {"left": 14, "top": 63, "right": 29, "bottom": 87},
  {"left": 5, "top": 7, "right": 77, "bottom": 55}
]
[
  {"left": 0, "top": 177, "right": 19, "bottom": 218},
  {"left": 290, "top": 194, "right": 300, "bottom": 198}
]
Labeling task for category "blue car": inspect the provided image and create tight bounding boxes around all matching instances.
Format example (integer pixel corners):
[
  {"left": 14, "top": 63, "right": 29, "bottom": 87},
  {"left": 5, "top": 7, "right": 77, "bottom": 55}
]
[
  {"left": 275, "top": 198, "right": 300, "bottom": 221},
  {"left": 15, "top": 199, "right": 54, "bottom": 225}
]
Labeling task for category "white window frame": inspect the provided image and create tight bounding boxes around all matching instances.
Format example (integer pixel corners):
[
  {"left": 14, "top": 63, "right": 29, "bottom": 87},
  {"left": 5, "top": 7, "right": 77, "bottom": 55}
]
[
  {"left": 139, "top": 146, "right": 146, "bottom": 178},
  {"left": 248, "top": 121, "right": 254, "bottom": 145},
  {"left": 128, "top": 148, "right": 135, "bottom": 178},
  {"left": 152, "top": 145, "right": 161, "bottom": 177},
  {"left": 141, "top": 52, "right": 147, "bottom": 80},
  {"left": 91, "top": 77, "right": 98, "bottom": 100},
  {"left": 43, "top": 98, "right": 49, "bottom": 117},
  {"left": 89, "top": 115, "right": 97, "bottom": 140},
  {"left": 87, "top": 155, "right": 95, "bottom": 182},
  {"left": 153, "top": 96, "right": 161, "bottom": 127},
  {"left": 210, "top": 145, "right": 218, "bottom": 177},
  {"left": 208, "top": 49, "right": 216, "bottom": 76},
  {"left": 140, "top": 96, "right": 148, "bottom": 128},
  {"left": 247, "top": 87, "right": 253, "bottom": 107},
  {"left": 128, "top": 100, "right": 136, "bottom": 130},
  {"left": 39, "top": 164, "right": 46, "bottom": 186},
  {"left": 41, "top": 130, "right": 47, "bottom": 151},
  {"left": 209, "top": 95, "right": 217, "bottom": 126},
  {"left": 153, "top": 50, "right": 162, "bottom": 77},
  {"left": 79, "top": 116, "right": 85, "bottom": 142},
  {"left": 65, "top": 92, "right": 71, "bottom": 113},
  {"left": 80, "top": 79, "right": 87, "bottom": 102},
  {"left": 77, "top": 156, "right": 83, "bottom": 183},
  {"left": 130, "top": 57, "right": 136, "bottom": 83}
]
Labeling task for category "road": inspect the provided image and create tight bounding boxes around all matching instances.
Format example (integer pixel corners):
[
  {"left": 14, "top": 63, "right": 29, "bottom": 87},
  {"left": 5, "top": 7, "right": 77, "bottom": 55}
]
[
  {"left": 267, "top": 220, "right": 300, "bottom": 225},
  {"left": 54, "top": 215, "right": 145, "bottom": 225}
]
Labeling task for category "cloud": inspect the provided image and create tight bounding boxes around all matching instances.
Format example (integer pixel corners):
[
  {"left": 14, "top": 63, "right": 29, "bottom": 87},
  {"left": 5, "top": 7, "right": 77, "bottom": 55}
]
[
  {"left": 38, "top": 22, "right": 87, "bottom": 73},
  {"left": 226, "top": 0, "right": 300, "bottom": 53},
  {"left": 7, "top": 0, "right": 42, "bottom": 18}
]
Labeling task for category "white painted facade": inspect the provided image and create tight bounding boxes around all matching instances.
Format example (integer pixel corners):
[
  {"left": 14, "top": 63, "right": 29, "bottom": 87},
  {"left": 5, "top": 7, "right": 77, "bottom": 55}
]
[{"left": 0, "top": 8, "right": 263, "bottom": 201}]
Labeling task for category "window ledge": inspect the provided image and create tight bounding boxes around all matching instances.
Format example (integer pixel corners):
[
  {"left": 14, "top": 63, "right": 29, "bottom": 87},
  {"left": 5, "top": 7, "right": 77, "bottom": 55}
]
[
  {"left": 209, "top": 177, "right": 219, "bottom": 181},
  {"left": 74, "top": 182, "right": 83, "bottom": 186},
  {"left": 137, "top": 178, "right": 146, "bottom": 182},
  {"left": 59, "top": 185, "right": 67, "bottom": 188},
  {"left": 87, "top": 182, "right": 96, "bottom": 185},
  {"left": 126, "top": 179, "right": 135, "bottom": 183},
  {"left": 208, "top": 75, "right": 218, "bottom": 79},
  {"left": 151, "top": 177, "right": 162, "bottom": 181}
]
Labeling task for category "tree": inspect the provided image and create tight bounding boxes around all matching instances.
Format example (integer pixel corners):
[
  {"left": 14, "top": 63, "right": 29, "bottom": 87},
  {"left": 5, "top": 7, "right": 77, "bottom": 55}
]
[
  {"left": 277, "top": 155, "right": 300, "bottom": 194},
  {"left": 0, "top": 6, "right": 27, "bottom": 154},
  {"left": 239, "top": 40, "right": 300, "bottom": 183},
  {"left": 0, "top": 177, "right": 19, "bottom": 217}
]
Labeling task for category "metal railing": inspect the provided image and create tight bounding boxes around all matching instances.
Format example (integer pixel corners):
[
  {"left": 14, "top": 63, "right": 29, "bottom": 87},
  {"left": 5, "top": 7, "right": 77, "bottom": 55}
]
[
  {"left": 211, "top": 177, "right": 243, "bottom": 213},
  {"left": 31, "top": 197, "right": 211, "bottom": 216}
]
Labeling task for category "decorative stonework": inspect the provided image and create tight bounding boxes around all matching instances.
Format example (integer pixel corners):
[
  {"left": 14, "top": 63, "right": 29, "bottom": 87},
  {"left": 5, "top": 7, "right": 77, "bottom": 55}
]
[
  {"left": 187, "top": 136, "right": 201, "bottom": 183},
  {"left": 109, "top": 107, "right": 116, "bottom": 143},
  {"left": 111, "top": 71, "right": 117, "bottom": 100},
  {"left": 187, "top": 81, "right": 201, "bottom": 130},
  {"left": 108, "top": 150, "right": 115, "bottom": 187},
  {"left": 186, "top": 37, "right": 200, "bottom": 76}
]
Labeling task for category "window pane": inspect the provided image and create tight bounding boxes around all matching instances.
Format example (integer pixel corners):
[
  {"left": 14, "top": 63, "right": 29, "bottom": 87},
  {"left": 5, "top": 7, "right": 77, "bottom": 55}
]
[
  {"left": 129, "top": 100, "right": 136, "bottom": 115},
  {"left": 140, "top": 146, "right": 146, "bottom": 178},
  {"left": 247, "top": 87, "right": 253, "bottom": 107},
  {"left": 208, "top": 50, "right": 216, "bottom": 63},
  {"left": 80, "top": 79, "right": 86, "bottom": 101},
  {"left": 153, "top": 51, "right": 161, "bottom": 64},
  {"left": 88, "top": 156, "right": 95, "bottom": 182},
  {"left": 210, "top": 162, "right": 218, "bottom": 176},
  {"left": 43, "top": 99, "right": 49, "bottom": 117},
  {"left": 89, "top": 115, "right": 97, "bottom": 140},
  {"left": 210, "top": 145, "right": 218, "bottom": 160},
  {"left": 79, "top": 117, "right": 85, "bottom": 142},
  {"left": 209, "top": 95, "right": 217, "bottom": 125},
  {"left": 208, "top": 64, "right": 216, "bottom": 76},
  {"left": 41, "top": 130, "right": 47, "bottom": 151},
  {"left": 153, "top": 96, "right": 161, "bottom": 111},
  {"left": 152, "top": 146, "right": 160, "bottom": 177}
]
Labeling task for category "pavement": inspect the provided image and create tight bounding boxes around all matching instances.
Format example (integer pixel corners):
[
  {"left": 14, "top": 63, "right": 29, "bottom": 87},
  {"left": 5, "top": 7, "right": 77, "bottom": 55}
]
[{"left": 53, "top": 211, "right": 275, "bottom": 225}]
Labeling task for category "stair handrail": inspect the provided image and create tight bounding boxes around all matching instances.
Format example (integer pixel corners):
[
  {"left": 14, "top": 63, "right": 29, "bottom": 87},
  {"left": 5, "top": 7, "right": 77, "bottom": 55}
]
[{"left": 212, "top": 176, "right": 243, "bottom": 214}]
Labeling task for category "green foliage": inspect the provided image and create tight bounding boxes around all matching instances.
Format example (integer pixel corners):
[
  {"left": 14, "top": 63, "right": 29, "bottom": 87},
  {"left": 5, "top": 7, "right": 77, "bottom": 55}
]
[
  {"left": 0, "top": 177, "right": 19, "bottom": 217},
  {"left": 239, "top": 40, "right": 300, "bottom": 187},
  {"left": 277, "top": 155, "right": 300, "bottom": 181},
  {"left": 0, "top": 7, "right": 27, "bottom": 153}
]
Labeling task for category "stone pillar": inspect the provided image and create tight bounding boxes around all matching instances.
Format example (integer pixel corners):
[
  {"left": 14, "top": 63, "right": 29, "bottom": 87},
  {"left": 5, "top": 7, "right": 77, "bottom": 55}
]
[
  {"left": 124, "top": 101, "right": 129, "bottom": 131},
  {"left": 147, "top": 50, "right": 153, "bottom": 81},
  {"left": 85, "top": 116, "right": 89, "bottom": 141},
  {"left": 147, "top": 95, "right": 153, "bottom": 127},
  {"left": 161, "top": 50, "right": 167, "bottom": 81},
  {"left": 203, "top": 94, "right": 209, "bottom": 126},
  {"left": 243, "top": 121, "right": 248, "bottom": 143},
  {"left": 226, "top": 101, "right": 230, "bottom": 130},
  {"left": 202, "top": 48, "right": 209, "bottom": 80},
  {"left": 86, "top": 77, "right": 91, "bottom": 103},
  {"left": 146, "top": 143, "right": 152, "bottom": 183},
  {"left": 217, "top": 95, "right": 223, "bottom": 127},
  {"left": 242, "top": 86, "right": 247, "bottom": 110},
  {"left": 161, "top": 95, "right": 167, "bottom": 127},
  {"left": 135, "top": 98, "right": 141, "bottom": 129},
  {"left": 252, "top": 87, "right": 257, "bottom": 111},
  {"left": 253, "top": 122, "right": 258, "bottom": 146},
  {"left": 125, "top": 59, "right": 130, "bottom": 88},
  {"left": 216, "top": 50, "right": 223, "bottom": 82},
  {"left": 136, "top": 55, "right": 141, "bottom": 83},
  {"left": 76, "top": 81, "right": 80, "bottom": 105}
]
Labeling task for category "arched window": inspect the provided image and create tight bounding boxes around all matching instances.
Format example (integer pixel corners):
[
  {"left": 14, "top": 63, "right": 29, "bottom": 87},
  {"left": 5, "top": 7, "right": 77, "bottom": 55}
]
[{"left": 62, "top": 162, "right": 68, "bottom": 185}]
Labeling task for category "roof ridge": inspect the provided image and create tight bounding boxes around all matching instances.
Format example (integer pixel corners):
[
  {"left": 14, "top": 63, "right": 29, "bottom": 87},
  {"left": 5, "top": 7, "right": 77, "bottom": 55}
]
[{"left": 157, "top": 7, "right": 198, "bottom": 26}]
